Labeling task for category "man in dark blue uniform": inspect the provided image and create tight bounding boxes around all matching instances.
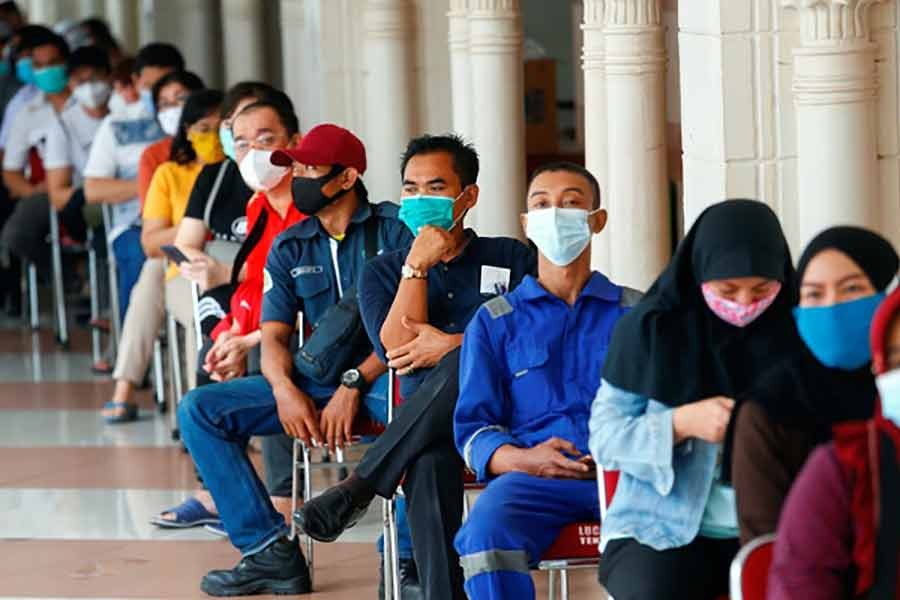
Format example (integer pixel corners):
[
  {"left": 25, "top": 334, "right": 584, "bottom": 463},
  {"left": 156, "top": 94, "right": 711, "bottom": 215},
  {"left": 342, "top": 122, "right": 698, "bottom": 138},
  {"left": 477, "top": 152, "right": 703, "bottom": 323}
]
[
  {"left": 177, "top": 124, "right": 414, "bottom": 597},
  {"left": 296, "top": 135, "right": 536, "bottom": 600},
  {"left": 453, "top": 162, "right": 640, "bottom": 599}
]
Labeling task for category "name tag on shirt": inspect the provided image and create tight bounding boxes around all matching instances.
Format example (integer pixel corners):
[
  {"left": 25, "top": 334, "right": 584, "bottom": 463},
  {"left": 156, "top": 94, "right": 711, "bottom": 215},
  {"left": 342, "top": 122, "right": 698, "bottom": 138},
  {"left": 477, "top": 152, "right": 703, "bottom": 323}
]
[{"left": 480, "top": 265, "right": 511, "bottom": 295}]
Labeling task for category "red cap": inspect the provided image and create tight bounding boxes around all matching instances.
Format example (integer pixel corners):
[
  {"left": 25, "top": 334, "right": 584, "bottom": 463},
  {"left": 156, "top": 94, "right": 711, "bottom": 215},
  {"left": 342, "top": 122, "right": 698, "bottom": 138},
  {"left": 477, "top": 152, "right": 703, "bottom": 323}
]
[{"left": 271, "top": 123, "right": 367, "bottom": 174}]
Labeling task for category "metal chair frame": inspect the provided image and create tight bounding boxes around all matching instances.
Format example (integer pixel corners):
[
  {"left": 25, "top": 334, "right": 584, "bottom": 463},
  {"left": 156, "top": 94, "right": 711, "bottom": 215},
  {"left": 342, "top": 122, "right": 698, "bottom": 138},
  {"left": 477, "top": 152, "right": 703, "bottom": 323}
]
[{"left": 729, "top": 533, "right": 776, "bottom": 600}]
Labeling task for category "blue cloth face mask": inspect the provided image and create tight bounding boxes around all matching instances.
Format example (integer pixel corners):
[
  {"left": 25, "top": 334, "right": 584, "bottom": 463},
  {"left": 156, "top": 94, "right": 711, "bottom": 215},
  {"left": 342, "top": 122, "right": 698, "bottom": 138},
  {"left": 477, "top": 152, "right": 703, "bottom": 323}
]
[
  {"left": 15, "top": 57, "right": 33, "bottom": 84},
  {"left": 525, "top": 207, "right": 597, "bottom": 267},
  {"left": 219, "top": 123, "right": 235, "bottom": 161},
  {"left": 399, "top": 192, "right": 464, "bottom": 234},
  {"left": 32, "top": 64, "right": 68, "bottom": 94},
  {"left": 793, "top": 293, "right": 885, "bottom": 370},
  {"left": 877, "top": 369, "right": 900, "bottom": 428}
]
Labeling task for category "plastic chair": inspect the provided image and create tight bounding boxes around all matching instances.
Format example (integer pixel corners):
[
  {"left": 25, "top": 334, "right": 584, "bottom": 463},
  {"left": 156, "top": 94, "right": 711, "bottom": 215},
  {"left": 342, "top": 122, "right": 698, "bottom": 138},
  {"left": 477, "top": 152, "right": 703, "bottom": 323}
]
[{"left": 729, "top": 534, "right": 775, "bottom": 600}]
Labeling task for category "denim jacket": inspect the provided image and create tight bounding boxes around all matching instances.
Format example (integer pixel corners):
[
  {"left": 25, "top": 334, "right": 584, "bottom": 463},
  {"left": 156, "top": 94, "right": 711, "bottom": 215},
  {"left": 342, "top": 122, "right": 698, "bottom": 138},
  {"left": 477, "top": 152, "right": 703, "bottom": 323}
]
[{"left": 588, "top": 379, "right": 720, "bottom": 551}]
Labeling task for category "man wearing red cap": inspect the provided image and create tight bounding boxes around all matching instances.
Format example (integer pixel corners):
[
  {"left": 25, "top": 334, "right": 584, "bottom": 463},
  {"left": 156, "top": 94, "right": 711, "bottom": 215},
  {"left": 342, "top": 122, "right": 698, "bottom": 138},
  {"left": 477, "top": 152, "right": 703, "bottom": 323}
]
[{"left": 177, "top": 123, "right": 414, "bottom": 597}]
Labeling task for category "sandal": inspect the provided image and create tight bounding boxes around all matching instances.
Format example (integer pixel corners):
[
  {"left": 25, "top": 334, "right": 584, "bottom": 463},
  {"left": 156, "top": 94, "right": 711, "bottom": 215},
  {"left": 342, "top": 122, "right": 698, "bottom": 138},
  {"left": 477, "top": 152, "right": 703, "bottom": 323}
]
[
  {"left": 150, "top": 497, "right": 221, "bottom": 529},
  {"left": 203, "top": 522, "right": 228, "bottom": 538},
  {"left": 102, "top": 401, "right": 138, "bottom": 424}
]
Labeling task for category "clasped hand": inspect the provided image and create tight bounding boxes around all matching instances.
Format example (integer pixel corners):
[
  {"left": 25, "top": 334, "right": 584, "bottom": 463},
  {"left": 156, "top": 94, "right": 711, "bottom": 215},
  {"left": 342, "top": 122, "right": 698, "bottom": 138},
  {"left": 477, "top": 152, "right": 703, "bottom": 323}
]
[{"left": 386, "top": 316, "right": 457, "bottom": 376}]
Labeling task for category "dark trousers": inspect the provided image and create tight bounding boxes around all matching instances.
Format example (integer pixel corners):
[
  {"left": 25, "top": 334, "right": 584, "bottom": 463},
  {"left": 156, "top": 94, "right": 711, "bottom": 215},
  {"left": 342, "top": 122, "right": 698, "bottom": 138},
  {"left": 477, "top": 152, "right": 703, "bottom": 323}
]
[
  {"left": 599, "top": 537, "right": 739, "bottom": 600},
  {"left": 356, "top": 348, "right": 466, "bottom": 600}
]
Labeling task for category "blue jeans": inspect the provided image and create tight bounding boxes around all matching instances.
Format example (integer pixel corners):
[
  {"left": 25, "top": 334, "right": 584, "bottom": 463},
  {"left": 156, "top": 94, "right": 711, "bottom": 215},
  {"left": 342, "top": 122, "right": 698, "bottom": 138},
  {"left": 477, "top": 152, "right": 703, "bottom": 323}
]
[
  {"left": 110, "top": 226, "right": 144, "bottom": 322},
  {"left": 178, "top": 372, "right": 413, "bottom": 558}
]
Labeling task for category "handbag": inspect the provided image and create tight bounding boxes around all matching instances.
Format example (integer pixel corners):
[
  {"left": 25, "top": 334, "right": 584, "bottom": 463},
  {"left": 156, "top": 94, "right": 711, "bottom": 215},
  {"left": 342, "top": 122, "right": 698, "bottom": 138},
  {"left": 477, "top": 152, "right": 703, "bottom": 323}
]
[{"left": 292, "top": 211, "right": 379, "bottom": 386}]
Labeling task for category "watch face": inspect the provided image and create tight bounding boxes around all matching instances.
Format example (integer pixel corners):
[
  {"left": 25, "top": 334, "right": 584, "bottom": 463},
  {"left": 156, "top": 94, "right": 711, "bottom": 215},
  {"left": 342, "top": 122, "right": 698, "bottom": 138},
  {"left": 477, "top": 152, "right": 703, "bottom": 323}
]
[{"left": 343, "top": 369, "right": 360, "bottom": 385}]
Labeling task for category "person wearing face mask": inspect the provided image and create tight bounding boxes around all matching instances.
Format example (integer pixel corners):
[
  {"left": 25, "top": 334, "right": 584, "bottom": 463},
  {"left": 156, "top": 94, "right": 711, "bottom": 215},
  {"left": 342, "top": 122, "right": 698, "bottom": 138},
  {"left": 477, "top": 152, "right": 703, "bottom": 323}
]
[
  {"left": 588, "top": 199, "right": 801, "bottom": 600},
  {"left": 452, "top": 162, "right": 638, "bottom": 600},
  {"left": 732, "top": 227, "right": 899, "bottom": 544},
  {"left": 177, "top": 123, "right": 415, "bottom": 597},
  {"left": 768, "top": 285, "right": 900, "bottom": 599},
  {"left": 101, "top": 89, "right": 223, "bottom": 423},
  {"left": 83, "top": 42, "right": 183, "bottom": 322},
  {"left": 0, "top": 29, "right": 71, "bottom": 273},
  {"left": 137, "top": 70, "right": 204, "bottom": 209},
  {"left": 296, "top": 134, "right": 536, "bottom": 600}
]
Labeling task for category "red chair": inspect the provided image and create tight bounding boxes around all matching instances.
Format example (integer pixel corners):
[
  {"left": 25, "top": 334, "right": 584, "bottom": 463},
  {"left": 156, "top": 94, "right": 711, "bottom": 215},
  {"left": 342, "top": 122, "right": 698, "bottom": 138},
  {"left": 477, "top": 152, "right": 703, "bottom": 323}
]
[{"left": 729, "top": 534, "right": 775, "bottom": 600}]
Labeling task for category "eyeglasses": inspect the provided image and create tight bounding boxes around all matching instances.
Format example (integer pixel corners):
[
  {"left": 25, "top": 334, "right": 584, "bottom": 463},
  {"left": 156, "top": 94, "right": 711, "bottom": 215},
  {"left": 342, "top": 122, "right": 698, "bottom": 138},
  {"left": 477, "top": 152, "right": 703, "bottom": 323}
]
[{"left": 233, "top": 133, "right": 285, "bottom": 155}]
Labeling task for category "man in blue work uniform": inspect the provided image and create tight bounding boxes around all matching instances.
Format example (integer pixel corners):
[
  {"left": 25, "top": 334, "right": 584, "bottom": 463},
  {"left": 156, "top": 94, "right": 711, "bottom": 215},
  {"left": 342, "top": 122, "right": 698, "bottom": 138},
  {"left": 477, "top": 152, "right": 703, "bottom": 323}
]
[
  {"left": 177, "top": 124, "right": 414, "bottom": 597},
  {"left": 453, "top": 162, "right": 641, "bottom": 599},
  {"left": 296, "top": 134, "right": 537, "bottom": 600}
]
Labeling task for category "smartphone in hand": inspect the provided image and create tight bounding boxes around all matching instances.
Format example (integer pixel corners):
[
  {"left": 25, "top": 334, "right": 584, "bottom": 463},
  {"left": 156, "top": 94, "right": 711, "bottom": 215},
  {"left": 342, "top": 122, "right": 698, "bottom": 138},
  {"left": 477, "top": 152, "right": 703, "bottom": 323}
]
[{"left": 161, "top": 244, "right": 189, "bottom": 266}]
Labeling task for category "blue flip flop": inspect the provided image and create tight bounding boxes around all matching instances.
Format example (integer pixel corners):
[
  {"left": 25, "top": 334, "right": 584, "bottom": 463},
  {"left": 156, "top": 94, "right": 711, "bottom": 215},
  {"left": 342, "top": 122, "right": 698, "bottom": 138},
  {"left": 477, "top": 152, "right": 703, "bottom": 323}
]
[
  {"left": 102, "top": 401, "right": 138, "bottom": 424},
  {"left": 150, "top": 497, "right": 221, "bottom": 529}
]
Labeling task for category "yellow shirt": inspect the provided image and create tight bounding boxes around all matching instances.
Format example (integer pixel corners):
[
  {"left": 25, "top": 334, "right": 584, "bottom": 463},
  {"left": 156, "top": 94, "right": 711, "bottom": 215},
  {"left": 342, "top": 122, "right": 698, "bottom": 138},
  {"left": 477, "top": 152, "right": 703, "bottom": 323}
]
[{"left": 143, "top": 160, "right": 203, "bottom": 280}]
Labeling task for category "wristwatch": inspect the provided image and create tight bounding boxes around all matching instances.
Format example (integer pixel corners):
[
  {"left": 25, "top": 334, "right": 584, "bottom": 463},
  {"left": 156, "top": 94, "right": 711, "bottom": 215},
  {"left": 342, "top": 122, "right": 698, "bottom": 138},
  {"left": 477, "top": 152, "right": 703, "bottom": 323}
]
[
  {"left": 341, "top": 368, "right": 367, "bottom": 391},
  {"left": 401, "top": 263, "right": 427, "bottom": 280}
]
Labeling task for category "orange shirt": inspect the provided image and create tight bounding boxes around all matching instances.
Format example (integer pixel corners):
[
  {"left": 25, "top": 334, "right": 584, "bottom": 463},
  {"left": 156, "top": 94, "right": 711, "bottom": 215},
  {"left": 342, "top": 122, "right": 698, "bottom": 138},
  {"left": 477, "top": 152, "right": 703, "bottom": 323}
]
[{"left": 137, "top": 137, "right": 173, "bottom": 210}]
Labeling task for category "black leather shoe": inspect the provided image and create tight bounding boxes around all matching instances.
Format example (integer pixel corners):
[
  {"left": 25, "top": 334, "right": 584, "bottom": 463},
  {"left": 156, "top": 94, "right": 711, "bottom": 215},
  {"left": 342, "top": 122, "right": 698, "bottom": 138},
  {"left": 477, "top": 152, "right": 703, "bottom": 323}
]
[
  {"left": 293, "top": 483, "right": 371, "bottom": 543},
  {"left": 378, "top": 558, "right": 423, "bottom": 600},
  {"left": 200, "top": 537, "right": 311, "bottom": 596}
]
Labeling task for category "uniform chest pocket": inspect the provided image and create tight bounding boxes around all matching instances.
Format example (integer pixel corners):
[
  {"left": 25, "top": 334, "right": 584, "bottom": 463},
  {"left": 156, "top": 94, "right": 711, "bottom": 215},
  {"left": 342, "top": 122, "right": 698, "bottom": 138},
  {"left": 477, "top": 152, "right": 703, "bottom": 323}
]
[
  {"left": 293, "top": 270, "right": 331, "bottom": 302},
  {"left": 507, "top": 342, "right": 554, "bottom": 426}
]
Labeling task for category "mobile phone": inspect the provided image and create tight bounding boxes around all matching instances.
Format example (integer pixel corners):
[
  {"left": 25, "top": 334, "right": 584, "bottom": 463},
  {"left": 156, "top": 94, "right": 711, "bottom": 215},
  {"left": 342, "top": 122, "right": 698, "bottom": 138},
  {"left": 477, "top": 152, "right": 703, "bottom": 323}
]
[{"left": 161, "top": 244, "right": 189, "bottom": 265}]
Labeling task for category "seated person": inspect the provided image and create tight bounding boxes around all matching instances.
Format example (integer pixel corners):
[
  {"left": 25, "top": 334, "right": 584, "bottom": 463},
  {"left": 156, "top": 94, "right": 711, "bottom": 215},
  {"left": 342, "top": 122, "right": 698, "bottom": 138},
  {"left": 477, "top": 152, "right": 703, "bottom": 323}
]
[
  {"left": 769, "top": 286, "right": 900, "bottom": 599},
  {"left": 588, "top": 200, "right": 800, "bottom": 600},
  {"left": 453, "top": 162, "right": 637, "bottom": 599},
  {"left": 732, "top": 227, "right": 899, "bottom": 542},
  {"left": 102, "top": 88, "right": 222, "bottom": 423},
  {"left": 177, "top": 123, "right": 414, "bottom": 597},
  {"left": 297, "top": 134, "right": 536, "bottom": 600}
]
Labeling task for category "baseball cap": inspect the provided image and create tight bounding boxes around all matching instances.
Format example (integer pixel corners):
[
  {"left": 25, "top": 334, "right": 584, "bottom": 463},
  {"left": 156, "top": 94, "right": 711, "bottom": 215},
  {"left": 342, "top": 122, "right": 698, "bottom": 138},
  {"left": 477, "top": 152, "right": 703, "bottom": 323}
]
[{"left": 271, "top": 123, "right": 367, "bottom": 174}]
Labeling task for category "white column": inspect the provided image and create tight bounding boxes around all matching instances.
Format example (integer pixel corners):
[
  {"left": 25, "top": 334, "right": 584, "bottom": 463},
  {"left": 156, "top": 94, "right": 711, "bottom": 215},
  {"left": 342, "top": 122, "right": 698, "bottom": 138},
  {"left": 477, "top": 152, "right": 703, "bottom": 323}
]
[
  {"left": 448, "top": 0, "right": 472, "bottom": 138},
  {"left": 468, "top": 0, "right": 526, "bottom": 239},
  {"left": 603, "top": 0, "right": 669, "bottom": 291},
  {"left": 572, "top": 0, "right": 585, "bottom": 149},
  {"left": 78, "top": 0, "right": 103, "bottom": 17},
  {"left": 280, "top": 0, "right": 306, "bottom": 121},
  {"left": 583, "top": 0, "right": 610, "bottom": 273},
  {"left": 105, "top": 0, "right": 138, "bottom": 53},
  {"left": 783, "top": 0, "right": 882, "bottom": 245},
  {"left": 147, "top": 0, "right": 223, "bottom": 88},
  {"left": 363, "top": 0, "right": 416, "bottom": 202},
  {"left": 221, "top": 0, "right": 268, "bottom": 86}
]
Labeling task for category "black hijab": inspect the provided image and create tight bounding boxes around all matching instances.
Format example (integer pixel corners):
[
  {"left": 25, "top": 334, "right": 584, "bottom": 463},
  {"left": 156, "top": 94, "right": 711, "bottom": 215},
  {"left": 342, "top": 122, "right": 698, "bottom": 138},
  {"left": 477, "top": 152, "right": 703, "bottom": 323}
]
[
  {"left": 745, "top": 226, "right": 899, "bottom": 436},
  {"left": 602, "top": 199, "right": 800, "bottom": 408}
]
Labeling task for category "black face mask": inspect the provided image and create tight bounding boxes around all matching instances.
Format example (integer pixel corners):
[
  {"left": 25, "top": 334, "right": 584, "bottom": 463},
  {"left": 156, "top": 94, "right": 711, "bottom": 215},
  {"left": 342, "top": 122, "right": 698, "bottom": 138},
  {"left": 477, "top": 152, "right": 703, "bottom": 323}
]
[{"left": 291, "top": 165, "right": 352, "bottom": 215}]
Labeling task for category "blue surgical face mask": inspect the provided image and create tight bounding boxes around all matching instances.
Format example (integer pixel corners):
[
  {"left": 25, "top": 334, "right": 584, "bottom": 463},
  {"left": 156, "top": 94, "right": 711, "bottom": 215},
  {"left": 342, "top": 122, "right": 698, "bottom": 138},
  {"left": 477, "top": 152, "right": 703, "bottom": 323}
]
[
  {"left": 140, "top": 88, "right": 155, "bottom": 116},
  {"left": 793, "top": 293, "right": 885, "bottom": 370},
  {"left": 877, "top": 369, "right": 900, "bottom": 427},
  {"left": 15, "top": 57, "right": 33, "bottom": 84},
  {"left": 32, "top": 64, "right": 68, "bottom": 94},
  {"left": 220, "top": 123, "right": 235, "bottom": 161},
  {"left": 399, "top": 192, "right": 464, "bottom": 235},
  {"left": 524, "top": 207, "right": 597, "bottom": 267}
]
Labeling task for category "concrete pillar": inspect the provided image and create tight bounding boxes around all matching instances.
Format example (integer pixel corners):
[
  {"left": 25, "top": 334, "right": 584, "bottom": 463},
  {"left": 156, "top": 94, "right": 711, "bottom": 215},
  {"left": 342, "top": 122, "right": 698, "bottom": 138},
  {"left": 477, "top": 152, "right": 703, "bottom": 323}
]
[
  {"left": 105, "top": 0, "right": 139, "bottom": 53},
  {"left": 363, "top": 0, "right": 417, "bottom": 203},
  {"left": 279, "top": 0, "right": 305, "bottom": 121},
  {"left": 468, "top": 0, "right": 526, "bottom": 239},
  {"left": 602, "top": 0, "right": 669, "bottom": 290},
  {"left": 583, "top": 0, "right": 610, "bottom": 273},
  {"left": 78, "top": 0, "right": 103, "bottom": 17},
  {"left": 144, "top": 0, "right": 223, "bottom": 88},
  {"left": 783, "top": 0, "right": 882, "bottom": 245},
  {"left": 572, "top": 0, "right": 585, "bottom": 149},
  {"left": 448, "top": 0, "right": 472, "bottom": 139},
  {"left": 221, "top": 0, "right": 268, "bottom": 86}
]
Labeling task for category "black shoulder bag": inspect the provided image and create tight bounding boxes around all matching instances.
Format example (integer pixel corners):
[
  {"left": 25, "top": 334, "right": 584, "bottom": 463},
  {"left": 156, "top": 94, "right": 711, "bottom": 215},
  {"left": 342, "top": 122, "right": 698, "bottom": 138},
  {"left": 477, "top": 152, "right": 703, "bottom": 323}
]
[{"left": 292, "top": 213, "right": 379, "bottom": 386}]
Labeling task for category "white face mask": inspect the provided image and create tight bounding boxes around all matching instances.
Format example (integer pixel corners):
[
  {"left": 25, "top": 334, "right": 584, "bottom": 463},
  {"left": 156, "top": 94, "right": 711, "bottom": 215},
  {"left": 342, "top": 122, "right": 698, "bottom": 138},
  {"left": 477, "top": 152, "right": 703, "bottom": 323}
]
[
  {"left": 239, "top": 148, "right": 290, "bottom": 192},
  {"left": 877, "top": 368, "right": 900, "bottom": 427},
  {"left": 72, "top": 80, "right": 111, "bottom": 110},
  {"left": 524, "top": 207, "right": 597, "bottom": 267},
  {"left": 107, "top": 91, "right": 128, "bottom": 114},
  {"left": 157, "top": 105, "right": 183, "bottom": 137}
]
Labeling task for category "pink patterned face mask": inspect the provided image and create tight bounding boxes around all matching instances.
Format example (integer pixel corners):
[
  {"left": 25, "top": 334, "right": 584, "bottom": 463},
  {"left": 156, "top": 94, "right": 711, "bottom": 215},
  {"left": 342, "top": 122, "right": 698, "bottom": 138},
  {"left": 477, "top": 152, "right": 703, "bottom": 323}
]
[{"left": 701, "top": 282, "right": 782, "bottom": 328}]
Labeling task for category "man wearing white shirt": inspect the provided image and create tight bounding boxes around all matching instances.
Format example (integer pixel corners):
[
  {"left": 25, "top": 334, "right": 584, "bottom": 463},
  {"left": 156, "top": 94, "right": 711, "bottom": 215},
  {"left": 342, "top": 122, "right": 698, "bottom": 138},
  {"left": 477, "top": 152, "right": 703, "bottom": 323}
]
[{"left": 83, "top": 42, "right": 183, "bottom": 320}]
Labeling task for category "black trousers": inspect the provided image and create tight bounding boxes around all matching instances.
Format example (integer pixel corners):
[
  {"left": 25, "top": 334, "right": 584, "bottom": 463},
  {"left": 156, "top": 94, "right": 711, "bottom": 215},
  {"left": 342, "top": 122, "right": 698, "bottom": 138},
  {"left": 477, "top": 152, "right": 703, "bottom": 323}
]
[
  {"left": 356, "top": 348, "right": 466, "bottom": 600},
  {"left": 599, "top": 536, "right": 739, "bottom": 600}
]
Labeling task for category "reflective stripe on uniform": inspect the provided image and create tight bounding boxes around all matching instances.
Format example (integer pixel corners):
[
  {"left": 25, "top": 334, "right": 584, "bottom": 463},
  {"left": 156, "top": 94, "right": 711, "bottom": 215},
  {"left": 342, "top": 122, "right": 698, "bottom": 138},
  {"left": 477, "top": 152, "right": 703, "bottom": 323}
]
[
  {"left": 460, "top": 549, "right": 530, "bottom": 581},
  {"left": 463, "top": 424, "right": 509, "bottom": 470},
  {"left": 484, "top": 296, "right": 513, "bottom": 319}
]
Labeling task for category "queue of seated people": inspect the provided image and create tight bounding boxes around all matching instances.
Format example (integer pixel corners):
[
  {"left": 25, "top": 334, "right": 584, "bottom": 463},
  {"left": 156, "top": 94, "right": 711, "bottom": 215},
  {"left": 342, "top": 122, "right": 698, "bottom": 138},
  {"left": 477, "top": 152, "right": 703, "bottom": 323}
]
[{"left": 1, "top": 7, "right": 899, "bottom": 600}]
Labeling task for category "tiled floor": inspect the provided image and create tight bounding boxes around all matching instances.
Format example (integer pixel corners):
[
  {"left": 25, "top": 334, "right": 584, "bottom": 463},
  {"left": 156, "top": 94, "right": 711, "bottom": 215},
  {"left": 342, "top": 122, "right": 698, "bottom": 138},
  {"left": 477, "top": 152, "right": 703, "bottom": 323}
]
[{"left": 0, "top": 310, "right": 599, "bottom": 598}]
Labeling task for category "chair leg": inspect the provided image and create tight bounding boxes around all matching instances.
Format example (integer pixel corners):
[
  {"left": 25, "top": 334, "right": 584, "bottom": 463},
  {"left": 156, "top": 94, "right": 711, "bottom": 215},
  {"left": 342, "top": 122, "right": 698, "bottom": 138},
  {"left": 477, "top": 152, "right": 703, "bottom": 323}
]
[
  {"left": 101, "top": 206, "right": 121, "bottom": 354},
  {"left": 382, "top": 498, "right": 394, "bottom": 600},
  {"left": 87, "top": 233, "right": 102, "bottom": 366},
  {"left": 548, "top": 570, "right": 558, "bottom": 600},
  {"left": 167, "top": 316, "right": 184, "bottom": 402},
  {"left": 290, "top": 440, "right": 299, "bottom": 541},
  {"left": 388, "top": 496, "right": 401, "bottom": 600},
  {"left": 152, "top": 339, "right": 165, "bottom": 411},
  {"left": 49, "top": 208, "right": 67, "bottom": 346},
  {"left": 560, "top": 569, "right": 569, "bottom": 600},
  {"left": 27, "top": 262, "right": 38, "bottom": 329}
]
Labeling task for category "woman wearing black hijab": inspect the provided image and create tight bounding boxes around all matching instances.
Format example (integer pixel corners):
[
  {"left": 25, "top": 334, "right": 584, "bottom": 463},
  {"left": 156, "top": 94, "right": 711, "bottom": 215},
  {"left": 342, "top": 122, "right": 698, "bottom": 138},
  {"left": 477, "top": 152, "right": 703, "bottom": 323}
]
[
  {"left": 732, "top": 226, "right": 899, "bottom": 544},
  {"left": 588, "top": 199, "right": 800, "bottom": 600}
]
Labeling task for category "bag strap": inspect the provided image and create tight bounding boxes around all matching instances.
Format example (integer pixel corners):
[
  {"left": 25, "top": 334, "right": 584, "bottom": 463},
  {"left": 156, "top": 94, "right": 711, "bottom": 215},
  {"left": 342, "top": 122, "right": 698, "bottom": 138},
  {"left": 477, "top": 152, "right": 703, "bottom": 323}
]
[
  {"left": 203, "top": 161, "right": 230, "bottom": 228},
  {"left": 230, "top": 205, "right": 269, "bottom": 287}
]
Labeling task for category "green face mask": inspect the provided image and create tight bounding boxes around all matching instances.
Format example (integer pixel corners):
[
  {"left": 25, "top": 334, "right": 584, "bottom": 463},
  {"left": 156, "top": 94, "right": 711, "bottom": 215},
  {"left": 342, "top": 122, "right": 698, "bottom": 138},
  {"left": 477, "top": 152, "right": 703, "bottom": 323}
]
[
  {"left": 33, "top": 64, "right": 68, "bottom": 94},
  {"left": 398, "top": 192, "right": 465, "bottom": 235}
]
